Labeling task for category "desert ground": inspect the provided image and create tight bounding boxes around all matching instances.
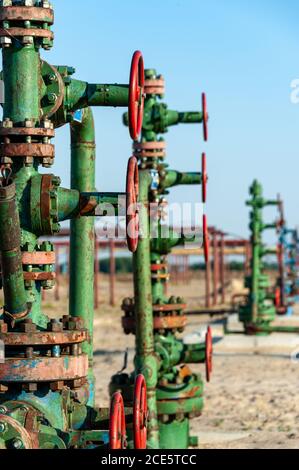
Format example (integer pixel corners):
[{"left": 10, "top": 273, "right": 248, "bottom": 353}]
[{"left": 34, "top": 272, "right": 299, "bottom": 449}]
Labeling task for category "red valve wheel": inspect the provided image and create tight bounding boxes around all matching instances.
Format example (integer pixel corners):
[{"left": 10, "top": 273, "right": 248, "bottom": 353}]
[
  {"left": 205, "top": 326, "right": 213, "bottom": 382},
  {"left": 129, "top": 51, "right": 145, "bottom": 141},
  {"left": 126, "top": 156, "right": 139, "bottom": 253},
  {"left": 202, "top": 152, "right": 207, "bottom": 203},
  {"left": 203, "top": 214, "right": 209, "bottom": 264},
  {"left": 109, "top": 392, "right": 127, "bottom": 450},
  {"left": 133, "top": 374, "right": 148, "bottom": 449},
  {"left": 274, "top": 287, "right": 281, "bottom": 308},
  {"left": 202, "top": 92, "right": 208, "bottom": 142}
]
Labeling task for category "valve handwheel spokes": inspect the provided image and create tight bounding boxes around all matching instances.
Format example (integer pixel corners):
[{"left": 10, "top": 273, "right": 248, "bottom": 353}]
[
  {"left": 126, "top": 156, "right": 139, "bottom": 253},
  {"left": 202, "top": 92, "right": 208, "bottom": 142},
  {"left": 202, "top": 152, "right": 207, "bottom": 203},
  {"left": 203, "top": 214, "right": 209, "bottom": 264},
  {"left": 205, "top": 326, "right": 213, "bottom": 382},
  {"left": 129, "top": 51, "right": 145, "bottom": 141},
  {"left": 133, "top": 374, "right": 148, "bottom": 449},
  {"left": 109, "top": 392, "right": 127, "bottom": 449}
]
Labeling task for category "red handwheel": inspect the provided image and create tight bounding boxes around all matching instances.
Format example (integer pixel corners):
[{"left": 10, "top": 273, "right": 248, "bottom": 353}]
[
  {"left": 202, "top": 152, "right": 207, "bottom": 203},
  {"left": 129, "top": 51, "right": 145, "bottom": 141},
  {"left": 274, "top": 286, "right": 281, "bottom": 308},
  {"left": 205, "top": 326, "right": 213, "bottom": 382},
  {"left": 109, "top": 392, "right": 127, "bottom": 449},
  {"left": 203, "top": 214, "right": 209, "bottom": 264},
  {"left": 202, "top": 92, "right": 208, "bottom": 142},
  {"left": 133, "top": 374, "right": 148, "bottom": 449},
  {"left": 126, "top": 156, "right": 139, "bottom": 253}
]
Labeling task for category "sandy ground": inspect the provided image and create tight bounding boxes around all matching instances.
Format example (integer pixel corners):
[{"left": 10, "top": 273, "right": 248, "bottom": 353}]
[{"left": 9, "top": 272, "right": 299, "bottom": 448}]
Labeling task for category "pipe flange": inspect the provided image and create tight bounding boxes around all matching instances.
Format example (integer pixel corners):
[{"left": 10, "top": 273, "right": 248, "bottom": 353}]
[
  {"left": 144, "top": 77, "right": 165, "bottom": 96},
  {"left": 133, "top": 141, "right": 166, "bottom": 159},
  {"left": 0, "top": 414, "right": 34, "bottom": 449},
  {"left": 0, "top": 4, "right": 54, "bottom": 50},
  {"left": 0, "top": 354, "right": 88, "bottom": 383},
  {"left": 40, "top": 174, "right": 60, "bottom": 235},
  {"left": 121, "top": 312, "right": 187, "bottom": 335},
  {"left": 41, "top": 61, "right": 65, "bottom": 118},
  {"left": 0, "top": 329, "right": 88, "bottom": 346},
  {"left": 0, "top": 125, "right": 54, "bottom": 138}
]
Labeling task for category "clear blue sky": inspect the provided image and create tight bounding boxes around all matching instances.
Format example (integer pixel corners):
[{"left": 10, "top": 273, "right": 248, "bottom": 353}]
[{"left": 14, "top": 1, "right": 299, "bottom": 240}]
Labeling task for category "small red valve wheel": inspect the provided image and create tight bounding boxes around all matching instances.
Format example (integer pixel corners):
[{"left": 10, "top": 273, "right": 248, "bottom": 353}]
[
  {"left": 129, "top": 51, "right": 145, "bottom": 141},
  {"left": 202, "top": 92, "right": 208, "bottom": 142},
  {"left": 109, "top": 392, "right": 127, "bottom": 449},
  {"left": 133, "top": 374, "right": 148, "bottom": 449},
  {"left": 202, "top": 152, "right": 207, "bottom": 203},
  {"left": 205, "top": 326, "right": 213, "bottom": 382},
  {"left": 126, "top": 156, "right": 139, "bottom": 253},
  {"left": 203, "top": 214, "right": 209, "bottom": 264},
  {"left": 274, "top": 287, "right": 281, "bottom": 308}
]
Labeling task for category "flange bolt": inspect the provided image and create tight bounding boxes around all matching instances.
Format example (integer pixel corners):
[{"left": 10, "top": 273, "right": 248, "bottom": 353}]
[
  {"left": 0, "top": 422, "right": 6, "bottom": 433},
  {"left": 11, "top": 438, "right": 23, "bottom": 449}
]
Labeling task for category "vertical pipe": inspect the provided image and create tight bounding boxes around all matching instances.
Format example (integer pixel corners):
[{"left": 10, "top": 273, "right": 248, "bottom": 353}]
[
  {"left": 133, "top": 170, "right": 159, "bottom": 448},
  {"left": 109, "top": 240, "right": 116, "bottom": 307},
  {"left": 0, "top": 182, "right": 28, "bottom": 317},
  {"left": 251, "top": 217, "right": 259, "bottom": 323},
  {"left": 2, "top": 39, "right": 41, "bottom": 323},
  {"left": 164, "top": 258, "right": 169, "bottom": 297},
  {"left": 94, "top": 238, "right": 99, "bottom": 309},
  {"left": 55, "top": 245, "right": 60, "bottom": 302},
  {"left": 3, "top": 44, "right": 40, "bottom": 124},
  {"left": 69, "top": 107, "right": 96, "bottom": 406}
]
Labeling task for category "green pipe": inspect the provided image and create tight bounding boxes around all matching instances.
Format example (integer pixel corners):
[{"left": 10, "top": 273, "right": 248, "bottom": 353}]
[
  {"left": 265, "top": 200, "right": 279, "bottom": 206},
  {"left": 155, "top": 336, "right": 206, "bottom": 371},
  {"left": 1, "top": 40, "right": 42, "bottom": 325},
  {"left": 67, "top": 80, "right": 129, "bottom": 112},
  {"left": 80, "top": 192, "right": 124, "bottom": 216},
  {"left": 263, "top": 223, "right": 277, "bottom": 230},
  {"left": 133, "top": 169, "right": 159, "bottom": 449},
  {"left": 162, "top": 170, "right": 201, "bottom": 189},
  {"left": 57, "top": 188, "right": 124, "bottom": 221},
  {"left": 69, "top": 107, "right": 96, "bottom": 407},
  {"left": 3, "top": 43, "right": 40, "bottom": 124},
  {"left": 166, "top": 110, "right": 203, "bottom": 126},
  {"left": 0, "top": 182, "right": 28, "bottom": 318}
]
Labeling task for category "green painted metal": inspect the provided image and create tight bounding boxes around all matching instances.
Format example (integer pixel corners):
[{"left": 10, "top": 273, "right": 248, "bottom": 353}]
[
  {"left": 133, "top": 169, "right": 159, "bottom": 448},
  {"left": 113, "top": 69, "right": 209, "bottom": 449},
  {"left": 238, "top": 180, "right": 278, "bottom": 332},
  {"left": 0, "top": 1, "right": 142, "bottom": 450},
  {"left": 0, "top": 182, "right": 28, "bottom": 317},
  {"left": 233, "top": 180, "right": 299, "bottom": 335},
  {"left": 123, "top": 69, "right": 204, "bottom": 136},
  {"left": 69, "top": 107, "right": 96, "bottom": 406},
  {"left": 3, "top": 43, "right": 40, "bottom": 124}
]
